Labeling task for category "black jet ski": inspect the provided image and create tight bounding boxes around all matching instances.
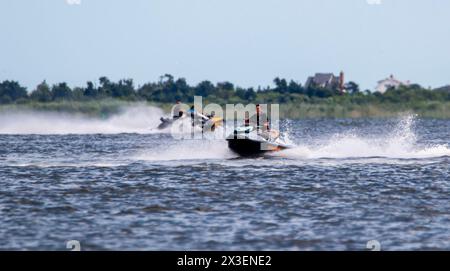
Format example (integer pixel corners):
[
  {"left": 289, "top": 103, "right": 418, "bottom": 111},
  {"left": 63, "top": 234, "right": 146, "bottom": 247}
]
[
  {"left": 158, "top": 117, "right": 177, "bottom": 130},
  {"left": 226, "top": 126, "right": 292, "bottom": 156}
]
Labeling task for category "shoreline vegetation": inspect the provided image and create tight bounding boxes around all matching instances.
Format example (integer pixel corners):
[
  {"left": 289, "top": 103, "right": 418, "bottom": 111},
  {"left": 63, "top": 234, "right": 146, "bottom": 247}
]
[{"left": 1, "top": 75, "right": 449, "bottom": 119}]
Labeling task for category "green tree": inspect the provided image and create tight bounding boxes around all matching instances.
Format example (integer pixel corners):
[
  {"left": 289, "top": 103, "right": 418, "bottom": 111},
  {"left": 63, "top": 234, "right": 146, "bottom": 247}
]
[
  {"left": 98, "top": 76, "right": 112, "bottom": 97},
  {"left": 195, "top": 81, "right": 215, "bottom": 97},
  {"left": 346, "top": 81, "right": 360, "bottom": 94},
  {"left": 273, "top": 77, "right": 288, "bottom": 93},
  {"left": 0, "top": 80, "right": 28, "bottom": 103},
  {"left": 84, "top": 81, "right": 98, "bottom": 97},
  {"left": 72, "top": 87, "right": 85, "bottom": 100},
  {"left": 51, "top": 82, "right": 73, "bottom": 100},
  {"left": 112, "top": 79, "right": 135, "bottom": 98},
  {"left": 138, "top": 82, "right": 157, "bottom": 101},
  {"left": 244, "top": 88, "right": 256, "bottom": 101},
  {"left": 216, "top": 81, "right": 234, "bottom": 100},
  {"left": 175, "top": 78, "right": 191, "bottom": 100},
  {"left": 30, "top": 81, "right": 52, "bottom": 102},
  {"left": 287, "top": 80, "right": 304, "bottom": 94}
]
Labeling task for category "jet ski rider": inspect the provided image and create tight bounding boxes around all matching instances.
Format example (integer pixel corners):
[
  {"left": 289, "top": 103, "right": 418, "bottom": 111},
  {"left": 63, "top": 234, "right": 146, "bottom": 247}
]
[
  {"left": 188, "top": 105, "right": 196, "bottom": 127},
  {"left": 173, "top": 100, "right": 184, "bottom": 119},
  {"left": 244, "top": 104, "right": 271, "bottom": 138}
]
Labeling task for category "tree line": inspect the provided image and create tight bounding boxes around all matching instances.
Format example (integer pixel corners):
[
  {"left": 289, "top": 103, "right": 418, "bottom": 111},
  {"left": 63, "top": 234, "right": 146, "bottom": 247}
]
[{"left": 1, "top": 74, "right": 449, "bottom": 105}]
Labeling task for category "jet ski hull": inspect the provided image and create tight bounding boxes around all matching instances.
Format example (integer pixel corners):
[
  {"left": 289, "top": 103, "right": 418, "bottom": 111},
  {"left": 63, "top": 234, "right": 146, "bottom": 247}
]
[
  {"left": 157, "top": 118, "right": 174, "bottom": 130},
  {"left": 227, "top": 135, "right": 289, "bottom": 157},
  {"left": 227, "top": 137, "right": 266, "bottom": 156}
]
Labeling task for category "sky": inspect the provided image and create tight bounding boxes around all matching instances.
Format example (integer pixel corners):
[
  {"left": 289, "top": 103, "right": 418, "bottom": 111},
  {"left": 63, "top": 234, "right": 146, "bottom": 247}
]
[{"left": 1, "top": 0, "right": 449, "bottom": 91}]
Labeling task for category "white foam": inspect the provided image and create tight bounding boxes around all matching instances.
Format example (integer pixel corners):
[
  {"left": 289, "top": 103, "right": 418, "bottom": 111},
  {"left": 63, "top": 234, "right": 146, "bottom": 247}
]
[
  {"left": 278, "top": 115, "right": 450, "bottom": 159},
  {"left": 136, "top": 115, "right": 450, "bottom": 162},
  {"left": 0, "top": 104, "right": 163, "bottom": 134},
  {"left": 134, "top": 138, "right": 237, "bottom": 162}
]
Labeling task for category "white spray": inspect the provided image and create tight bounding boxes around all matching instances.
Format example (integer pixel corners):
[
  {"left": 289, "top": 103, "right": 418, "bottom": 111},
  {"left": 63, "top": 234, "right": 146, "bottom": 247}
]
[
  {"left": 278, "top": 115, "right": 450, "bottom": 159},
  {"left": 0, "top": 105, "right": 164, "bottom": 134}
]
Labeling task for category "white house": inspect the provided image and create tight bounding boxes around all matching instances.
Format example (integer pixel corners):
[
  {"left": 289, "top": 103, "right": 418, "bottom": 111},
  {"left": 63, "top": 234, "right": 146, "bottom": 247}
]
[{"left": 375, "top": 75, "right": 410, "bottom": 93}]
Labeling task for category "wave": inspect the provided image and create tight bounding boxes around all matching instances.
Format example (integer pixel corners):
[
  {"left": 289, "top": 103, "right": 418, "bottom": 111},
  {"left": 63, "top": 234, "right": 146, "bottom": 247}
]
[
  {"left": 134, "top": 138, "right": 237, "bottom": 161},
  {"left": 135, "top": 115, "right": 450, "bottom": 162},
  {"left": 277, "top": 115, "right": 450, "bottom": 159},
  {"left": 0, "top": 105, "right": 164, "bottom": 134},
  {"left": 3, "top": 109, "right": 448, "bottom": 161}
]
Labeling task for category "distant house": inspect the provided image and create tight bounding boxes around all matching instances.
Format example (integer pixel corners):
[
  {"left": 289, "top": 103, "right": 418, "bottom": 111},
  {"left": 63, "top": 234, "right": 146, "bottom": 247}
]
[
  {"left": 375, "top": 75, "right": 410, "bottom": 93},
  {"left": 435, "top": 85, "right": 450, "bottom": 93},
  {"left": 305, "top": 72, "right": 345, "bottom": 93}
]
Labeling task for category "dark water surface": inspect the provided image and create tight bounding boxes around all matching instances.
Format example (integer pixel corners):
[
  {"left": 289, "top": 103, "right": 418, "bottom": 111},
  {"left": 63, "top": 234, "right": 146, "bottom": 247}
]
[{"left": 0, "top": 117, "right": 449, "bottom": 250}]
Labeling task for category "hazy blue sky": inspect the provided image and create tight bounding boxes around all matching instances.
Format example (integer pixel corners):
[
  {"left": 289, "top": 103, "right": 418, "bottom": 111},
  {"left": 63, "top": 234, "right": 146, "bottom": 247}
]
[{"left": 1, "top": 0, "right": 449, "bottom": 91}]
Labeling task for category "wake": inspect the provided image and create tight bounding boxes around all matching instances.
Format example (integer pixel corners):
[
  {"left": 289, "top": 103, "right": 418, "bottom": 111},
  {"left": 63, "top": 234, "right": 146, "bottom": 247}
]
[
  {"left": 1, "top": 108, "right": 448, "bottom": 161},
  {"left": 278, "top": 115, "right": 450, "bottom": 160},
  {"left": 137, "top": 115, "right": 450, "bottom": 162},
  {"left": 0, "top": 105, "right": 164, "bottom": 134}
]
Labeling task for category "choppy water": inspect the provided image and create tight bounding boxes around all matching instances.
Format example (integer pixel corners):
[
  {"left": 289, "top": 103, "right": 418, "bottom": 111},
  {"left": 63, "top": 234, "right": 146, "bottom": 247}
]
[{"left": 0, "top": 108, "right": 449, "bottom": 250}]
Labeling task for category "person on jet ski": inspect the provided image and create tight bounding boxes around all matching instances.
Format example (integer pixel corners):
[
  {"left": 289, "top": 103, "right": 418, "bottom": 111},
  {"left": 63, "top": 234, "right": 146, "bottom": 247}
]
[
  {"left": 244, "top": 104, "right": 271, "bottom": 139},
  {"left": 187, "top": 105, "right": 210, "bottom": 128},
  {"left": 158, "top": 100, "right": 184, "bottom": 128},
  {"left": 173, "top": 100, "right": 184, "bottom": 119},
  {"left": 188, "top": 105, "right": 196, "bottom": 127},
  {"left": 251, "top": 104, "right": 270, "bottom": 131}
]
